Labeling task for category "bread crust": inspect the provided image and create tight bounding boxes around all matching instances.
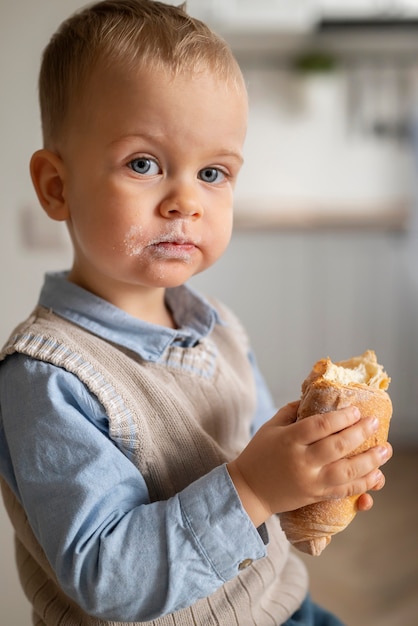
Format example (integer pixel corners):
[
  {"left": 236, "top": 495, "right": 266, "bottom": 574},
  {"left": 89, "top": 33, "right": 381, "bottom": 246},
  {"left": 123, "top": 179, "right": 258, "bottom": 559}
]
[{"left": 279, "top": 351, "right": 392, "bottom": 556}]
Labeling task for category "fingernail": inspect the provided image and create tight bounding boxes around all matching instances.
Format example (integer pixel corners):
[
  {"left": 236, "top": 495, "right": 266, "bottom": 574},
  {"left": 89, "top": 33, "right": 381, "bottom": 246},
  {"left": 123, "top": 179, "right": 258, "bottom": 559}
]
[
  {"left": 372, "top": 469, "right": 383, "bottom": 483},
  {"left": 372, "top": 470, "right": 385, "bottom": 489},
  {"left": 370, "top": 417, "right": 379, "bottom": 430},
  {"left": 378, "top": 446, "right": 390, "bottom": 460},
  {"left": 353, "top": 407, "right": 361, "bottom": 420}
]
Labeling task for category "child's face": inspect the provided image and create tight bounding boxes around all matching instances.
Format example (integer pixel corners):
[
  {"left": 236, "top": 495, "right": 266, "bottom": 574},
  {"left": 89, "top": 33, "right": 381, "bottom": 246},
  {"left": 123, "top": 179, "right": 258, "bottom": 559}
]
[{"left": 58, "top": 62, "right": 247, "bottom": 310}]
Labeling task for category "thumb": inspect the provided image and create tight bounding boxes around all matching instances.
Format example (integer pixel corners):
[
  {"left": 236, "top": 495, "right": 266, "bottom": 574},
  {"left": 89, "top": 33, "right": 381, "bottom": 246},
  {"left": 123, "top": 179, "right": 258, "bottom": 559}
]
[{"left": 270, "top": 401, "right": 299, "bottom": 427}]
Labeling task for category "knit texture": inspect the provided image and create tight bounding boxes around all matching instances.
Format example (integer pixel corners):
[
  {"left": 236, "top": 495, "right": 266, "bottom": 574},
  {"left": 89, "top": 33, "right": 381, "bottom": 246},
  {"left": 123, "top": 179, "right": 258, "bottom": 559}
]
[{"left": 0, "top": 304, "right": 307, "bottom": 625}]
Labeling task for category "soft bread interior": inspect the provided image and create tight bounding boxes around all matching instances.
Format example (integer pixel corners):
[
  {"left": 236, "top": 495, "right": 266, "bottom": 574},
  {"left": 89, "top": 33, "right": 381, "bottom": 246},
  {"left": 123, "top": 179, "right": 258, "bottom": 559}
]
[{"left": 323, "top": 350, "right": 390, "bottom": 390}]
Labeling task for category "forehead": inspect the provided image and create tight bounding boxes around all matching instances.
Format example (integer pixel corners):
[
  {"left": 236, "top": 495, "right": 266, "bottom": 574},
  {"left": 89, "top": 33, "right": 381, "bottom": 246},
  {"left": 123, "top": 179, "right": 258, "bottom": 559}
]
[
  {"left": 69, "top": 61, "right": 248, "bottom": 139},
  {"left": 88, "top": 53, "right": 246, "bottom": 95}
]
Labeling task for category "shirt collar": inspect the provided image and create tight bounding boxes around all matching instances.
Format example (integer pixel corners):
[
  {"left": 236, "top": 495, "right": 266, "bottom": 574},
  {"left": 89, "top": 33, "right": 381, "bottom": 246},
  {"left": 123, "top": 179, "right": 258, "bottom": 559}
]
[{"left": 38, "top": 271, "right": 223, "bottom": 362}]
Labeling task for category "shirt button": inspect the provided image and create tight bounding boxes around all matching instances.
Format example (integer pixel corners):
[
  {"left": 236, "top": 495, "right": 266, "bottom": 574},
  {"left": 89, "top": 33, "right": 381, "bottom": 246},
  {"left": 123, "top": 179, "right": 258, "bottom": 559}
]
[{"left": 238, "top": 558, "right": 253, "bottom": 571}]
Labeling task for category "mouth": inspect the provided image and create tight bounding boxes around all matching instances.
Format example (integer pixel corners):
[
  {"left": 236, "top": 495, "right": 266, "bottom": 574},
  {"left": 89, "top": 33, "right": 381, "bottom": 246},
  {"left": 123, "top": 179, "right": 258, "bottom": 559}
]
[
  {"left": 124, "top": 223, "right": 201, "bottom": 261},
  {"left": 148, "top": 235, "right": 199, "bottom": 260}
]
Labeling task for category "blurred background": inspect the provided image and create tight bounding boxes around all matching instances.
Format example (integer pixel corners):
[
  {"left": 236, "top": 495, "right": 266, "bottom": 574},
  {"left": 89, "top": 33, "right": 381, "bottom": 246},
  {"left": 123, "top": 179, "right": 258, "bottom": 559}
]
[{"left": 1, "top": 0, "right": 417, "bottom": 623}]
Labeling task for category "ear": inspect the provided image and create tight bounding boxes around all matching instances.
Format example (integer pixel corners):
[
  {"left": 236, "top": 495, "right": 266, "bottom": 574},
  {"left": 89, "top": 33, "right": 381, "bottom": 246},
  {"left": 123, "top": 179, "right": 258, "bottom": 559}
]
[{"left": 30, "top": 149, "right": 69, "bottom": 222}]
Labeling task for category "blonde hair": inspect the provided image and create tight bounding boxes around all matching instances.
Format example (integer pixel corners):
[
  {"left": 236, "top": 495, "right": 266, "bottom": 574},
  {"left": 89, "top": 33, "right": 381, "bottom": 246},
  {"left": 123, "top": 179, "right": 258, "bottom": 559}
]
[{"left": 39, "top": 0, "right": 244, "bottom": 147}]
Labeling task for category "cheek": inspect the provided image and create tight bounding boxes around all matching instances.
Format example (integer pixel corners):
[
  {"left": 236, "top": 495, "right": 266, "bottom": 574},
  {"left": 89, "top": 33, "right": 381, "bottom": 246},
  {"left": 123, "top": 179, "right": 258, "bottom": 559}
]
[
  {"left": 220, "top": 204, "right": 234, "bottom": 240},
  {"left": 220, "top": 218, "right": 233, "bottom": 249},
  {"left": 71, "top": 185, "right": 130, "bottom": 236},
  {"left": 206, "top": 210, "right": 233, "bottom": 260},
  {"left": 68, "top": 200, "right": 131, "bottom": 258}
]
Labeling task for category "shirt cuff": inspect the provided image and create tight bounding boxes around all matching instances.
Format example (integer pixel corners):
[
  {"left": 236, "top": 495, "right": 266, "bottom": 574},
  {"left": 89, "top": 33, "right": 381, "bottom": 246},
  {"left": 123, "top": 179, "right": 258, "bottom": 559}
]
[{"left": 178, "top": 464, "right": 268, "bottom": 582}]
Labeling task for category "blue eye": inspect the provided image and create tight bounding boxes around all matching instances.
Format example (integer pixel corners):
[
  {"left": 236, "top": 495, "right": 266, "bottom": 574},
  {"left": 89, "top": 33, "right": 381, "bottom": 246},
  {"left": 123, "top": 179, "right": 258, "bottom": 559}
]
[
  {"left": 129, "top": 157, "right": 160, "bottom": 175},
  {"left": 198, "top": 168, "right": 225, "bottom": 184}
]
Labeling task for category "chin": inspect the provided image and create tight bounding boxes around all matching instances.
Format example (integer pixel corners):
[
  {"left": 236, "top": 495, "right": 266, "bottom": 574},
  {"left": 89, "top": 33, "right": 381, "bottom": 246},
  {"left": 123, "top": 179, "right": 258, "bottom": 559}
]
[{"left": 147, "top": 262, "right": 207, "bottom": 288}]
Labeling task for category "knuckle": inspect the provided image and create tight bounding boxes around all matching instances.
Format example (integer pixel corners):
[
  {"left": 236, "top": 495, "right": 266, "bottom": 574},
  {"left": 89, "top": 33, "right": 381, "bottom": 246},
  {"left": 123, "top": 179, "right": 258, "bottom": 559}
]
[
  {"left": 343, "top": 483, "right": 358, "bottom": 498},
  {"left": 315, "top": 412, "right": 332, "bottom": 435},
  {"left": 332, "top": 435, "right": 348, "bottom": 458},
  {"left": 342, "top": 461, "right": 358, "bottom": 483},
  {"left": 322, "top": 462, "right": 342, "bottom": 486},
  {"left": 322, "top": 458, "right": 360, "bottom": 492},
  {"left": 323, "top": 484, "right": 354, "bottom": 500}
]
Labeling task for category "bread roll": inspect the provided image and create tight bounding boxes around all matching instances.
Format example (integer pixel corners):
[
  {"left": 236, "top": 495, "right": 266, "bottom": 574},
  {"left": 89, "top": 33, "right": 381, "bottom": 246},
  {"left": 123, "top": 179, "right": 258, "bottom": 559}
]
[{"left": 279, "top": 350, "right": 392, "bottom": 556}]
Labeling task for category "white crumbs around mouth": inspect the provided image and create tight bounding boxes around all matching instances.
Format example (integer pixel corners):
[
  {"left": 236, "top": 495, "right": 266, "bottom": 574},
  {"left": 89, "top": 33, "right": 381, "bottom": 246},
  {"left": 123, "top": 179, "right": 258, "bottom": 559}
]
[
  {"left": 123, "top": 225, "right": 145, "bottom": 257},
  {"left": 123, "top": 223, "right": 201, "bottom": 260}
]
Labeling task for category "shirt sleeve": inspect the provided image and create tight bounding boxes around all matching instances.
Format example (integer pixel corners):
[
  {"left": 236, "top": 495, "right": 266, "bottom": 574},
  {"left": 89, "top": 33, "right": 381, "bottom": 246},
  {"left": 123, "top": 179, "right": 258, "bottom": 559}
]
[{"left": 0, "top": 354, "right": 267, "bottom": 622}]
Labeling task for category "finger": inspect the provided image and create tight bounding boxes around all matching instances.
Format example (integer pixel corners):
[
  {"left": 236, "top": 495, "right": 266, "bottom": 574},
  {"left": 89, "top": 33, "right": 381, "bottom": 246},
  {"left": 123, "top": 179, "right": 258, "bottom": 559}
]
[
  {"left": 270, "top": 401, "right": 299, "bottom": 427},
  {"left": 377, "top": 442, "right": 393, "bottom": 469},
  {"left": 294, "top": 406, "right": 361, "bottom": 445},
  {"left": 322, "top": 468, "right": 384, "bottom": 501},
  {"left": 321, "top": 443, "right": 391, "bottom": 499},
  {"left": 359, "top": 445, "right": 391, "bottom": 492},
  {"left": 312, "top": 415, "right": 381, "bottom": 465},
  {"left": 323, "top": 444, "right": 390, "bottom": 486},
  {"left": 369, "top": 470, "right": 386, "bottom": 491},
  {"left": 356, "top": 493, "right": 374, "bottom": 512}
]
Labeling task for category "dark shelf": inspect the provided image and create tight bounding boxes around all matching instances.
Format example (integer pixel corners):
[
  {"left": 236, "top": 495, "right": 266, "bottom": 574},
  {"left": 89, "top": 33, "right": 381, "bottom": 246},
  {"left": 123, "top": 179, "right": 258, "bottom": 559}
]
[{"left": 318, "top": 17, "right": 418, "bottom": 32}]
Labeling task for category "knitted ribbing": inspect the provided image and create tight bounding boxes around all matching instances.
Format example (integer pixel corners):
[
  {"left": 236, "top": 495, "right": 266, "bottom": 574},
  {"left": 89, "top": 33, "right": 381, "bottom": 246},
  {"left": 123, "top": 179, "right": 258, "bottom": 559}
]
[{"left": 0, "top": 304, "right": 308, "bottom": 625}]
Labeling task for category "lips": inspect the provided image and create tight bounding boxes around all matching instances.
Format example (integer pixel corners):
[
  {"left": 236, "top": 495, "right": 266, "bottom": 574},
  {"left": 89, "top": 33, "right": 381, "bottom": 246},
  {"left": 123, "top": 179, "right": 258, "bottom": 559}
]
[
  {"left": 155, "top": 241, "right": 195, "bottom": 248},
  {"left": 148, "top": 238, "right": 198, "bottom": 260},
  {"left": 124, "top": 223, "right": 201, "bottom": 260}
]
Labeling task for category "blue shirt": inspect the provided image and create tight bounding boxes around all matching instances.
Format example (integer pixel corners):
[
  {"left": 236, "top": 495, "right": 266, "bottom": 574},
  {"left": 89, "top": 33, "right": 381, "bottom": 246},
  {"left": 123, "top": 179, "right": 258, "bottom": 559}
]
[{"left": 0, "top": 272, "right": 276, "bottom": 621}]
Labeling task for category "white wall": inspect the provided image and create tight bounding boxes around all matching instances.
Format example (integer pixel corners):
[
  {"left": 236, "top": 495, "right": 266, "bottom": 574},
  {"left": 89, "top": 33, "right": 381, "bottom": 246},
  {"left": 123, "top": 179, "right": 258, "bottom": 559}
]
[
  {"left": 0, "top": 1, "right": 78, "bottom": 342},
  {"left": 1, "top": 1, "right": 418, "bottom": 622},
  {"left": 1, "top": 3, "right": 78, "bottom": 622},
  {"left": 191, "top": 228, "right": 418, "bottom": 444}
]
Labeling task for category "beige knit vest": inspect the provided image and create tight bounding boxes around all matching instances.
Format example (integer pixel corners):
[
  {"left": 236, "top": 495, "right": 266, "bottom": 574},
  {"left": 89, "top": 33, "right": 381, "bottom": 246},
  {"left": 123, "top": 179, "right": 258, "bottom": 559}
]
[{"left": 0, "top": 304, "right": 307, "bottom": 626}]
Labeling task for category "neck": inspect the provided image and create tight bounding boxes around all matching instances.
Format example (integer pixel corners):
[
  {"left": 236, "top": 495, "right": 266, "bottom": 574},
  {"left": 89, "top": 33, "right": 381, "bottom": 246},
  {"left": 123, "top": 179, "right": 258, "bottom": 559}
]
[{"left": 66, "top": 271, "right": 176, "bottom": 328}]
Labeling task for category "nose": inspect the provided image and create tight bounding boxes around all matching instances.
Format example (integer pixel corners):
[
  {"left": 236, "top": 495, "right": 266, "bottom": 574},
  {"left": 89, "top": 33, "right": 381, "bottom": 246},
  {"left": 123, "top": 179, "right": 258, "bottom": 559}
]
[{"left": 159, "top": 182, "right": 203, "bottom": 220}]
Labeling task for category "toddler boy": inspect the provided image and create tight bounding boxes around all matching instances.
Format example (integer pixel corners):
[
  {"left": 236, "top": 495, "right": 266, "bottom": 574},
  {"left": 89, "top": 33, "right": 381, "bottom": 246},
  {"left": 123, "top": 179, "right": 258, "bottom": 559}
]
[{"left": 0, "top": 1, "right": 391, "bottom": 624}]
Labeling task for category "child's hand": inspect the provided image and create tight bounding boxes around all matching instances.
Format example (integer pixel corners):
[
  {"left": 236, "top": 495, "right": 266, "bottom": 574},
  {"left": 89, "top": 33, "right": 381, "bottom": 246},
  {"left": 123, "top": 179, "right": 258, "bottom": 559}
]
[
  {"left": 227, "top": 402, "right": 392, "bottom": 528},
  {"left": 356, "top": 469, "right": 387, "bottom": 512}
]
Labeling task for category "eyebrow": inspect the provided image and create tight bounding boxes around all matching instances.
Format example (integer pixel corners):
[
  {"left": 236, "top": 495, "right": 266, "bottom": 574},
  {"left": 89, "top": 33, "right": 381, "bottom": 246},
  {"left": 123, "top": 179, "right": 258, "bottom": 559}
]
[
  {"left": 108, "top": 131, "right": 164, "bottom": 147},
  {"left": 216, "top": 150, "right": 244, "bottom": 166}
]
